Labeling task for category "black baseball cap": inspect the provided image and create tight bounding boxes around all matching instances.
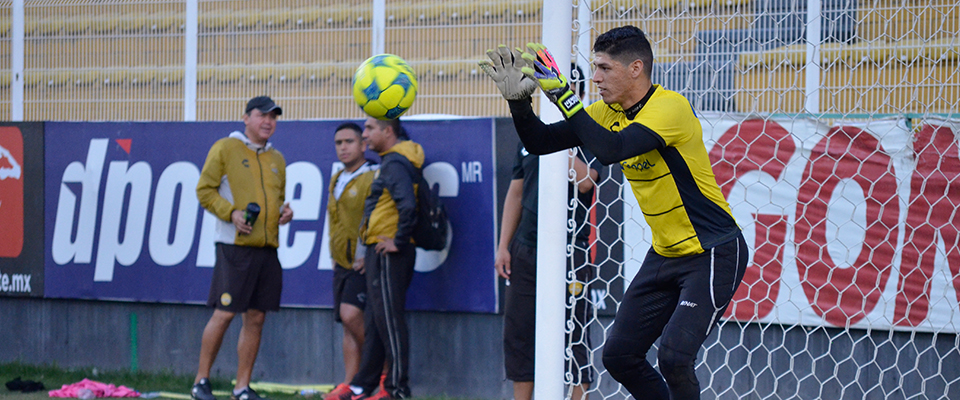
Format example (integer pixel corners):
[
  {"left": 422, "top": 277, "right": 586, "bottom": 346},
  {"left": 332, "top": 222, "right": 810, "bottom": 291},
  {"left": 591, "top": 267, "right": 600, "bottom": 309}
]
[{"left": 245, "top": 96, "right": 283, "bottom": 115}]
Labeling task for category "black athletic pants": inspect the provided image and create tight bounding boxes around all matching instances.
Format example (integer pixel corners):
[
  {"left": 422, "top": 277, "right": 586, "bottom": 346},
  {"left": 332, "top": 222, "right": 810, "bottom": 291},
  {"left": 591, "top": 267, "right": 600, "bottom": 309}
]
[
  {"left": 602, "top": 233, "right": 748, "bottom": 400},
  {"left": 350, "top": 243, "right": 417, "bottom": 398}
]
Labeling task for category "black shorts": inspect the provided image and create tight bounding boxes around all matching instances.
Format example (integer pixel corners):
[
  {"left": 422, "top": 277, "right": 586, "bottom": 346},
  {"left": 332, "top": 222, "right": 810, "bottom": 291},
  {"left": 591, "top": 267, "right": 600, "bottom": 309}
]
[
  {"left": 333, "top": 263, "right": 367, "bottom": 323},
  {"left": 503, "top": 239, "right": 595, "bottom": 384},
  {"left": 207, "top": 243, "right": 283, "bottom": 313}
]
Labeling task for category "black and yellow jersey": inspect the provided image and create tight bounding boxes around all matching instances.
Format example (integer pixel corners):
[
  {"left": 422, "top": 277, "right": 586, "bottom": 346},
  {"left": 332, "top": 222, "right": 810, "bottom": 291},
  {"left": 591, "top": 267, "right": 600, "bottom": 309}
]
[
  {"left": 508, "top": 85, "right": 739, "bottom": 257},
  {"left": 585, "top": 86, "right": 737, "bottom": 256}
]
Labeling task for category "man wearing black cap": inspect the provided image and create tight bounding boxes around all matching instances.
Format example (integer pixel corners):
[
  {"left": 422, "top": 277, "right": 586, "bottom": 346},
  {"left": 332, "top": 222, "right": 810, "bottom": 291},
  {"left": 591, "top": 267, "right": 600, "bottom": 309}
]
[{"left": 192, "top": 96, "right": 294, "bottom": 400}]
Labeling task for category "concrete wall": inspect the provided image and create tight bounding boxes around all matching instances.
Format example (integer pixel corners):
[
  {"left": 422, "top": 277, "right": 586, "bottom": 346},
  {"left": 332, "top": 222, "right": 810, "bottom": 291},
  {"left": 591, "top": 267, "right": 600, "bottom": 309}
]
[{"left": 4, "top": 296, "right": 960, "bottom": 399}]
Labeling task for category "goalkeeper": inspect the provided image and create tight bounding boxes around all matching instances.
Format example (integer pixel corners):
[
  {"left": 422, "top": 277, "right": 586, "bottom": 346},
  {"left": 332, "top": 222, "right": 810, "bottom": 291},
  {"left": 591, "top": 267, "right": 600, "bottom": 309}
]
[{"left": 479, "top": 25, "right": 748, "bottom": 400}]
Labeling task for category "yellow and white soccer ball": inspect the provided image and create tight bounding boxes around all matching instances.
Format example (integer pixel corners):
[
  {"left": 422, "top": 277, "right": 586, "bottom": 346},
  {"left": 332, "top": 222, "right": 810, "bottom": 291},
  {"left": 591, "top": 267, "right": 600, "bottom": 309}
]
[{"left": 352, "top": 54, "right": 418, "bottom": 120}]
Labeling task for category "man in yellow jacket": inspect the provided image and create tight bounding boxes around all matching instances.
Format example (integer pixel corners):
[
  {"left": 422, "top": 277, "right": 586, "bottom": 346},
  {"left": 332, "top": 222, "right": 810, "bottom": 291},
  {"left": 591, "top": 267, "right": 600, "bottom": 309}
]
[
  {"left": 192, "top": 96, "right": 294, "bottom": 400},
  {"left": 337, "top": 117, "right": 423, "bottom": 400},
  {"left": 323, "top": 122, "right": 378, "bottom": 400}
]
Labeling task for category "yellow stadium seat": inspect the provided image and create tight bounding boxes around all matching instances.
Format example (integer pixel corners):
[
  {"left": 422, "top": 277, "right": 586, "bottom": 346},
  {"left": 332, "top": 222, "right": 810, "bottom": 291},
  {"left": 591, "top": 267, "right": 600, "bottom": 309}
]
[
  {"left": 214, "top": 66, "right": 245, "bottom": 83},
  {"left": 759, "top": 44, "right": 805, "bottom": 67},
  {"left": 444, "top": 3, "right": 474, "bottom": 21},
  {"left": 0, "top": 73, "right": 11, "bottom": 88},
  {"left": 303, "top": 64, "right": 335, "bottom": 81},
  {"left": 276, "top": 65, "right": 306, "bottom": 83},
  {"left": 128, "top": 70, "right": 156, "bottom": 86},
  {"left": 71, "top": 70, "right": 100, "bottom": 86},
  {"left": 101, "top": 70, "right": 127, "bottom": 86},
  {"left": 90, "top": 14, "right": 121, "bottom": 34},
  {"left": 291, "top": 7, "right": 323, "bottom": 27},
  {"left": 156, "top": 69, "right": 184, "bottom": 85},
  {"left": 201, "top": 11, "right": 232, "bottom": 30},
  {"left": 63, "top": 16, "right": 89, "bottom": 35},
  {"left": 234, "top": 10, "right": 261, "bottom": 29},
  {"left": 840, "top": 40, "right": 892, "bottom": 65},
  {"left": 197, "top": 68, "right": 217, "bottom": 83},
  {"left": 479, "top": 0, "right": 511, "bottom": 19},
  {"left": 639, "top": 0, "right": 684, "bottom": 12},
  {"left": 245, "top": 65, "right": 275, "bottom": 82},
  {"left": 514, "top": 0, "right": 540, "bottom": 19},
  {"left": 320, "top": 4, "right": 351, "bottom": 26},
  {"left": 262, "top": 8, "right": 292, "bottom": 28},
  {"left": 890, "top": 38, "right": 927, "bottom": 63},
  {"left": 333, "top": 64, "right": 356, "bottom": 81},
  {"left": 926, "top": 36, "right": 960, "bottom": 62}
]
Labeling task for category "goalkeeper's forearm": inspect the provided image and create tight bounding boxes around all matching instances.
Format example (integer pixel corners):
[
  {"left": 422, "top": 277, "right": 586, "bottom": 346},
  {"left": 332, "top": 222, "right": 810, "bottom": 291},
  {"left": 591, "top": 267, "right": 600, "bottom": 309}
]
[{"left": 507, "top": 99, "right": 583, "bottom": 155}]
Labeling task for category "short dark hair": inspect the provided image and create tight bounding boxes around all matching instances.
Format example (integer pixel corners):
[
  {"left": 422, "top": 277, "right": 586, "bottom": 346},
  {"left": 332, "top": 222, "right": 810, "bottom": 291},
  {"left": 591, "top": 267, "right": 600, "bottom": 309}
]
[
  {"left": 335, "top": 122, "right": 363, "bottom": 138},
  {"left": 374, "top": 118, "right": 408, "bottom": 140},
  {"left": 593, "top": 25, "right": 654, "bottom": 78}
]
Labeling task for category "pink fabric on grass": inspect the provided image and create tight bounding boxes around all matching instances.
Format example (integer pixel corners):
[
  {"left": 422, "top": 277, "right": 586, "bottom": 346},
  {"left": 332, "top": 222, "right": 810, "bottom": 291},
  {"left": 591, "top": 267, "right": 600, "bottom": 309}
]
[{"left": 48, "top": 378, "right": 140, "bottom": 398}]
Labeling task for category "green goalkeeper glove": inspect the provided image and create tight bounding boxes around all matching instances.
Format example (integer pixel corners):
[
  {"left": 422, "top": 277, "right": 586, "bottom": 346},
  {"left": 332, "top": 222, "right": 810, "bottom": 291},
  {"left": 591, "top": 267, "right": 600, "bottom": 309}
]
[
  {"left": 520, "top": 42, "right": 584, "bottom": 119},
  {"left": 479, "top": 45, "right": 538, "bottom": 100}
]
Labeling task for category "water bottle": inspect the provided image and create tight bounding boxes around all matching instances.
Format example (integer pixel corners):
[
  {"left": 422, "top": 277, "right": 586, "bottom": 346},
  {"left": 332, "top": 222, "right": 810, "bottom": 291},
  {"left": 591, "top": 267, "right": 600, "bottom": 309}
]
[{"left": 244, "top": 202, "right": 260, "bottom": 226}]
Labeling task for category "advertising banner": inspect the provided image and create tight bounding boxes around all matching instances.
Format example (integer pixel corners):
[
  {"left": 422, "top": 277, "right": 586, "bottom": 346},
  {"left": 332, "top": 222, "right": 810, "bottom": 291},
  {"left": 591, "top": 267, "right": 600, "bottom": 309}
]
[
  {"left": 0, "top": 123, "right": 44, "bottom": 297},
  {"left": 624, "top": 115, "right": 960, "bottom": 333},
  {"left": 43, "top": 119, "right": 497, "bottom": 313}
]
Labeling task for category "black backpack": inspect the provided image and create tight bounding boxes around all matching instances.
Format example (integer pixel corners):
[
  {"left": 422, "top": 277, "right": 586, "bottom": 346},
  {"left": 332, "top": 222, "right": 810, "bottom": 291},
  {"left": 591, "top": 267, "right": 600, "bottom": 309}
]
[{"left": 396, "top": 156, "right": 449, "bottom": 251}]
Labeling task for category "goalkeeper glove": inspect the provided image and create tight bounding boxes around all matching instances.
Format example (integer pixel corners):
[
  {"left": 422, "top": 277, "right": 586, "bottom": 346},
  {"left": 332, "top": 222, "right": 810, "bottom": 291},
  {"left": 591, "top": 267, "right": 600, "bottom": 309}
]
[
  {"left": 520, "top": 42, "right": 584, "bottom": 119},
  {"left": 479, "top": 45, "right": 538, "bottom": 100}
]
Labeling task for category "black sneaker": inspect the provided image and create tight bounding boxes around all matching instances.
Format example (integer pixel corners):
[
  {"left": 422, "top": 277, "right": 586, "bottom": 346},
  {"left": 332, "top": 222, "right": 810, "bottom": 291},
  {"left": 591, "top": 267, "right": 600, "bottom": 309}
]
[
  {"left": 191, "top": 378, "right": 217, "bottom": 400},
  {"left": 231, "top": 387, "right": 266, "bottom": 400}
]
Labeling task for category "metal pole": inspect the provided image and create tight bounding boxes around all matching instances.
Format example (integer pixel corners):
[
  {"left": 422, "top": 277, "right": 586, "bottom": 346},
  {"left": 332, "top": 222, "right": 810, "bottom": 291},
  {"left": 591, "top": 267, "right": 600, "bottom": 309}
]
[
  {"left": 12, "top": 0, "right": 25, "bottom": 121},
  {"left": 535, "top": 2, "right": 573, "bottom": 399},
  {"left": 804, "top": 0, "right": 822, "bottom": 114},
  {"left": 576, "top": 0, "right": 592, "bottom": 104},
  {"left": 183, "top": 0, "right": 198, "bottom": 121},
  {"left": 372, "top": 0, "right": 385, "bottom": 55}
]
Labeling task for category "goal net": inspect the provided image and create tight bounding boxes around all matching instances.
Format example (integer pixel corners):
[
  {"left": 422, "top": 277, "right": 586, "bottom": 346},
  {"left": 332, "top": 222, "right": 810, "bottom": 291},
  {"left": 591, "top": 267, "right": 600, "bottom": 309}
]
[{"left": 567, "top": 0, "right": 960, "bottom": 399}]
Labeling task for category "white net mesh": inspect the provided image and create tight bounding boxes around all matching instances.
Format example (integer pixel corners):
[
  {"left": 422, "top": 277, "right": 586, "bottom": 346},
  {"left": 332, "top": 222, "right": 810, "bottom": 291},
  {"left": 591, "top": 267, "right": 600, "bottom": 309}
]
[{"left": 570, "top": 0, "right": 960, "bottom": 399}]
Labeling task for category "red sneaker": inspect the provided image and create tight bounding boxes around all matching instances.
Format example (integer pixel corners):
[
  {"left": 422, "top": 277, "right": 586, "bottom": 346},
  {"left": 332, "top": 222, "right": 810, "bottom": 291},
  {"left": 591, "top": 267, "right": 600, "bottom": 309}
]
[{"left": 323, "top": 384, "right": 352, "bottom": 400}]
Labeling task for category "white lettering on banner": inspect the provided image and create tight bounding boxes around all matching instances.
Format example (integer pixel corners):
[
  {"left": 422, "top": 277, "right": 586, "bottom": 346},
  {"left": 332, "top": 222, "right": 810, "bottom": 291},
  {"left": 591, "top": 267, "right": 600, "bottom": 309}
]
[
  {"left": 51, "top": 139, "right": 108, "bottom": 265},
  {"left": 278, "top": 162, "right": 322, "bottom": 269},
  {"left": 95, "top": 161, "right": 152, "bottom": 281},
  {"left": 415, "top": 162, "right": 459, "bottom": 273},
  {"left": 461, "top": 161, "right": 482, "bottom": 183},
  {"left": 149, "top": 162, "right": 201, "bottom": 266},
  {"left": 0, "top": 270, "right": 32, "bottom": 293},
  {"left": 51, "top": 139, "right": 468, "bottom": 286}
]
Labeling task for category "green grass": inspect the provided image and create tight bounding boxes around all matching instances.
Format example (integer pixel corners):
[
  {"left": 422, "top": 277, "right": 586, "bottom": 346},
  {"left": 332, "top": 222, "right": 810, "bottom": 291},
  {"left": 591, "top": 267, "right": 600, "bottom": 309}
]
[{"left": 0, "top": 362, "right": 476, "bottom": 400}]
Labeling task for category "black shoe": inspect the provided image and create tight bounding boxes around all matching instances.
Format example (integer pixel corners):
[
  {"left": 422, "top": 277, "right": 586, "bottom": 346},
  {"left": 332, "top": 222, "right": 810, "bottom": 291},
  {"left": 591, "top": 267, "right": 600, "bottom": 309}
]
[
  {"left": 192, "top": 378, "right": 217, "bottom": 400},
  {"left": 231, "top": 387, "right": 266, "bottom": 400},
  {"left": 5, "top": 377, "right": 44, "bottom": 393}
]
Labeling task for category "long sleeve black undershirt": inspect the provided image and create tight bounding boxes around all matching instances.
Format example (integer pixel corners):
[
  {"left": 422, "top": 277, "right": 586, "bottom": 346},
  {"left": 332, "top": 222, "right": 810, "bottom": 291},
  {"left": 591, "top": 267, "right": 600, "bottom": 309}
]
[{"left": 507, "top": 99, "right": 665, "bottom": 166}]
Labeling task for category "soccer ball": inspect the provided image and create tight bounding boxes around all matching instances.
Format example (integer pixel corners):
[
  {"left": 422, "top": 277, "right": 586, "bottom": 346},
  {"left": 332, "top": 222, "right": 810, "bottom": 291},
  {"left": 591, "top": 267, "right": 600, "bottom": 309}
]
[{"left": 352, "top": 54, "right": 418, "bottom": 120}]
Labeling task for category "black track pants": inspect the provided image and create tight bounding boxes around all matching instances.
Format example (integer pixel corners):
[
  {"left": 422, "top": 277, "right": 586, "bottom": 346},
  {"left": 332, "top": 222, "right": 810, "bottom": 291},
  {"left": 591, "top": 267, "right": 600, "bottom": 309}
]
[
  {"left": 602, "top": 233, "right": 748, "bottom": 400},
  {"left": 350, "top": 243, "right": 416, "bottom": 398}
]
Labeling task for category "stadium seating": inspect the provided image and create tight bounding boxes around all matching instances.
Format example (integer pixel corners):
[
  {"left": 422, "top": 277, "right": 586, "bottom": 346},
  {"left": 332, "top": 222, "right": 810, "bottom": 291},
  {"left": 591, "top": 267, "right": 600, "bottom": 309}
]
[
  {"left": 735, "top": 35, "right": 960, "bottom": 114},
  {"left": 11, "top": 0, "right": 959, "bottom": 120}
]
